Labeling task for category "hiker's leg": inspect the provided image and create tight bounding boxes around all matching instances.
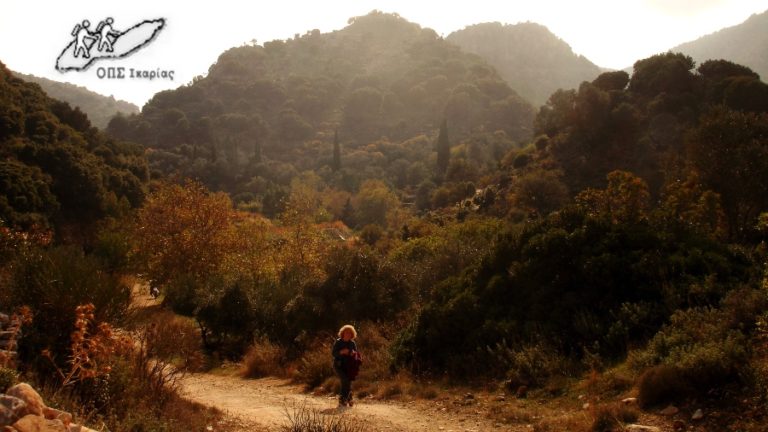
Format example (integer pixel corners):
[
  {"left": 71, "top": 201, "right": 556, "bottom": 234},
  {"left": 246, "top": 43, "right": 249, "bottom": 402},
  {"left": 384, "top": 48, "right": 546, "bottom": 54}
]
[
  {"left": 334, "top": 365, "right": 350, "bottom": 404},
  {"left": 341, "top": 373, "right": 351, "bottom": 403}
]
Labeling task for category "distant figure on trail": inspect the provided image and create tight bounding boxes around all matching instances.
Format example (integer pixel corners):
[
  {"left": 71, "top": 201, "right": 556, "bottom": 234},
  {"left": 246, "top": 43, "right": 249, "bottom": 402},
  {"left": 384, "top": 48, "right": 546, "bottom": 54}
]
[
  {"left": 149, "top": 281, "right": 160, "bottom": 299},
  {"left": 96, "top": 17, "right": 121, "bottom": 52},
  {"left": 332, "top": 324, "right": 361, "bottom": 408},
  {"left": 71, "top": 20, "right": 96, "bottom": 58}
]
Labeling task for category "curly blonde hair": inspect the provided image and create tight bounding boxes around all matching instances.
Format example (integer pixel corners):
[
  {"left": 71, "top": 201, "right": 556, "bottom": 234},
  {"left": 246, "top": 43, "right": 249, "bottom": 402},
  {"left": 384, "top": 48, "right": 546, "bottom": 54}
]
[{"left": 338, "top": 324, "right": 357, "bottom": 339}]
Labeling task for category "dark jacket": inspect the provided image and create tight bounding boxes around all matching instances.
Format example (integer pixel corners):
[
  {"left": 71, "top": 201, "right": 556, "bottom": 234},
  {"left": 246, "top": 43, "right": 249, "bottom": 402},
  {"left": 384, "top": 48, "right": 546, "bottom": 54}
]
[{"left": 332, "top": 338, "right": 357, "bottom": 367}]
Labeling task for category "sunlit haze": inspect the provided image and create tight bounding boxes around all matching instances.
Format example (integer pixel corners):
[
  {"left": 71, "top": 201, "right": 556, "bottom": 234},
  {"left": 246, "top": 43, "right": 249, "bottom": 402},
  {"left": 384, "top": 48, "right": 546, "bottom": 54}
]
[{"left": 2, "top": 0, "right": 766, "bottom": 107}]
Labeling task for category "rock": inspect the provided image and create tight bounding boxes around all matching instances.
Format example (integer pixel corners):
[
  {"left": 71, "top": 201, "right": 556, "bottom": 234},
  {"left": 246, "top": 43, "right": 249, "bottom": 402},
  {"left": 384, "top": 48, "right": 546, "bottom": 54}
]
[
  {"left": 625, "top": 425, "right": 661, "bottom": 432},
  {"left": 582, "top": 402, "right": 590, "bottom": 410},
  {"left": 12, "top": 415, "right": 66, "bottom": 432},
  {"left": 672, "top": 419, "right": 686, "bottom": 431},
  {"left": 0, "top": 396, "right": 27, "bottom": 427},
  {"left": 6, "top": 385, "right": 45, "bottom": 418},
  {"left": 464, "top": 393, "right": 474, "bottom": 400},
  {"left": 621, "top": 397, "right": 638, "bottom": 405},
  {"left": 494, "top": 395, "right": 506, "bottom": 402},
  {"left": 692, "top": 408, "right": 704, "bottom": 420},
  {"left": 41, "top": 409, "right": 70, "bottom": 427},
  {"left": 577, "top": 394, "right": 585, "bottom": 400},
  {"left": 515, "top": 385, "right": 528, "bottom": 398},
  {"left": 659, "top": 404, "right": 679, "bottom": 416}
]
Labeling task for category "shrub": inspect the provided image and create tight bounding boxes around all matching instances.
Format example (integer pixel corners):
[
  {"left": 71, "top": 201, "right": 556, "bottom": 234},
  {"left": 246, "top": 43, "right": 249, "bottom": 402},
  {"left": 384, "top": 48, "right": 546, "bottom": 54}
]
[
  {"left": 242, "top": 337, "right": 285, "bottom": 378},
  {"left": 636, "top": 364, "right": 689, "bottom": 408},
  {"left": 489, "top": 341, "right": 575, "bottom": 388},
  {"left": 143, "top": 311, "right": 204, "bottom": 373},
  {"left": 10, "top": 246, "right": 131, "bottom": 374},
  {"left": 631, "top": 306, "right": 751, "bottom": 396},
  {"left": 294, "top": 346, "right": 334, "bottom": 390}
]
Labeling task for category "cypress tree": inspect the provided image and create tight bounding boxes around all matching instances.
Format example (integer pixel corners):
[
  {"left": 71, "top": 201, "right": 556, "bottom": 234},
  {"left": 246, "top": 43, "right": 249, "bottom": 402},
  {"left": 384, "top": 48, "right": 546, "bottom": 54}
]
[{"left": 436, "top": 119, "right": 450, "bottom": 178}]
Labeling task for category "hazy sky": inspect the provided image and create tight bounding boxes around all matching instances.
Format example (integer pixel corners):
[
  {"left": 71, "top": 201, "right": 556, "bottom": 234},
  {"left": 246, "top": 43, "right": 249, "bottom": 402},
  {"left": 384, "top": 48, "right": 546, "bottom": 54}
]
[{"left": 2, "top": 0, "right": 766, "bottom": 107}]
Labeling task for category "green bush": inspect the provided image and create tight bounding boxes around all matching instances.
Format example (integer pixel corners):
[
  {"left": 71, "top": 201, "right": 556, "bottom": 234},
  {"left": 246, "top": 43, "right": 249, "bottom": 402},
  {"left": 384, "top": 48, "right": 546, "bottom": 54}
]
[
  {"left": 489, "top": 341, "right": 574, "bottom": 388},
  {"left": 393, "top": 206, "right": 748, "bottom": 377},
  {"left": 631, "top": 307, "right": 750, "bottom": 394},
  {"left": 164, "top": 274, "right": 203, "bottom": 316},
  {"left": 629, "top": 290, "right": 767, "bottom": 408}
]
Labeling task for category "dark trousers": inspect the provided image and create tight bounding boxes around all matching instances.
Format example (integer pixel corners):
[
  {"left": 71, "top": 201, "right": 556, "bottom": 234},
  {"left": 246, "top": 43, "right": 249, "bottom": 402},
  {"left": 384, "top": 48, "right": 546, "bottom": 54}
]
[{"left": 334, "top": 364, "right": 351, "bottom": 402}]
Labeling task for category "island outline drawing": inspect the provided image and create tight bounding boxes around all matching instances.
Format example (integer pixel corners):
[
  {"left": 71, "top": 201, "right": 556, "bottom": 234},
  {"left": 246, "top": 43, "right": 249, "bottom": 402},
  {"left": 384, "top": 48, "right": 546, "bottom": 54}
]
[{"left": 56, "top": 17, "right": 166, "bottom": 72}]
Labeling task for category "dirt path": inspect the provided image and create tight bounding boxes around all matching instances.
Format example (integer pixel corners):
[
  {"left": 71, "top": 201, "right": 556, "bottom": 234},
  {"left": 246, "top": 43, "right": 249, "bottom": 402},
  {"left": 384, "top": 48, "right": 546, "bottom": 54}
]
[{"left": 179, "top": 373, "right": 506, "bottom": 432}]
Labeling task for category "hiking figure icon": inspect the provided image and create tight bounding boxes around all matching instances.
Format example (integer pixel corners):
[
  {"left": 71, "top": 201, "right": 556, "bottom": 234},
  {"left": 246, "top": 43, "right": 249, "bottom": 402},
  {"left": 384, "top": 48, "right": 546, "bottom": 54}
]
[
  {"left": 56, "top": 17, "right": 165, "bottom": 72},
  {"left": 71, "top": 20, "right": 97, "bottom": 58},
  {"left": 96, "top": 18, "right": 121, "bottom": 53}
]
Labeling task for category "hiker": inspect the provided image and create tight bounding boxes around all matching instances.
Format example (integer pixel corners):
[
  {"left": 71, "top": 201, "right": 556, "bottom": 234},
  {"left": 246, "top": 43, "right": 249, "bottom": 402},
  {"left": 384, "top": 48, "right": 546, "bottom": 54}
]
[
  {"left": 96, "top": 17, "right": 121, "bottom": 52},
  {"left": 332, "top": 324, "right": 358, "bottom": 407},
  {"left": 71, "top": 20, "right": 96, "bottom": 58}
]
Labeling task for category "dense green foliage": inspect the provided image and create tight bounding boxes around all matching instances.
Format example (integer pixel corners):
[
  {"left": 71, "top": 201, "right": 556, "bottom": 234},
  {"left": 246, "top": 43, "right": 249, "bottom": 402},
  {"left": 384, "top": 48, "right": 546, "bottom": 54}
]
[
  {"left": 13, "top": 72, "right": 139, "bottom": 129},
  {"left": 107, "top": 11, "right": 534, "bottom": 215},
  {"left": 513, "top": 53, "right": 768, "bottom": 239},
  {"left": 447, "top": 22, "right": 602, "bottom": 106},
  {"left": 393, "top": 202, "right": 749, "bottom": 375},
  {"left": 0, "top": 62, "right": 148, "bottom": 235}
]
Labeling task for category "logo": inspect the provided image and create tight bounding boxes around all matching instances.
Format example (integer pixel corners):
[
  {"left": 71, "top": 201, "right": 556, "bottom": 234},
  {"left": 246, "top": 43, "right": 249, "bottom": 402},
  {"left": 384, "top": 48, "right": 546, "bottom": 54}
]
[{"left": 56, "top": 17, "right": 166, "bottom": 72}]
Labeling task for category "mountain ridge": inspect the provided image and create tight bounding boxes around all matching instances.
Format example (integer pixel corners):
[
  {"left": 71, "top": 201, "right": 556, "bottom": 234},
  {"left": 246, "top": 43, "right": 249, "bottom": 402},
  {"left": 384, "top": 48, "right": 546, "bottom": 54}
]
[
  {"left": 669, "top": 9, "right": 768, "bottom": 80},
  {"left": 447, "top": 22, "right": 603, "bottom": 106},
  {"left": 12, "top": 71, "right": 139, "bottom": 129}
]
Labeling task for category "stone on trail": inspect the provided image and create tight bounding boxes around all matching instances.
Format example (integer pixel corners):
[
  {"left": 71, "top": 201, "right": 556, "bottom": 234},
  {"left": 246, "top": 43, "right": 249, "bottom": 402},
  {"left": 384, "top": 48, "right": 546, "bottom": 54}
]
[
  {"left": 659, "top": 404, "right": 679, "bottom": 416},
  {"left": 692, "top": 408, "right": 704, "bottom": 420}
]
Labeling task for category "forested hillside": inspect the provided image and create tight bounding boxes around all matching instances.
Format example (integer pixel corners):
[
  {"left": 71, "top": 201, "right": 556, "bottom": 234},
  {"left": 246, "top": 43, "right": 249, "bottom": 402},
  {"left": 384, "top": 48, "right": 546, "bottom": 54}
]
[
  {"left": 447, "top": 22, "right": 603, "bottom": 107},
  {"left": 107, "top": 11, "right": 535, "bottom": 217},
  {"left": 13, "top": 72, "right": 139, "bottom": 129},
  {"left": 0, "top": 61, "right": 148, "bottom": 235}
]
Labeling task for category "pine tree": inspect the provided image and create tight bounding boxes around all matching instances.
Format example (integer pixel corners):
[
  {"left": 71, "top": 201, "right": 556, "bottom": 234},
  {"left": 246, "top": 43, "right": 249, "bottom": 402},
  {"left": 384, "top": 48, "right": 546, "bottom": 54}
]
[
  {"left": 436, "top": 119, "right": 450, "bottom": 179},
  {"left": 332, "top": 129, "right": 341, "bottom": 171}
]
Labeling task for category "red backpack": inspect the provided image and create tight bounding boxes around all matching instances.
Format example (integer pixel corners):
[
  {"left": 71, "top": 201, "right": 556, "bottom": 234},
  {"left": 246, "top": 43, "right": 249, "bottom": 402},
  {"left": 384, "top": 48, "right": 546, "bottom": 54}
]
[{"left": 345, "top": 350, "right": 363, "bottom": 380}]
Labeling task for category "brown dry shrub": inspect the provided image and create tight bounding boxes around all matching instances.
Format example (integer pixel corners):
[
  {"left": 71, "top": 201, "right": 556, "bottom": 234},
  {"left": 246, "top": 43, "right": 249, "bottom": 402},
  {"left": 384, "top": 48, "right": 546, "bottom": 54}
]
[
  {"left": 294, "top": 345, "right": 335, "bottom": 390},
  {"left": 637, "top": 364, "right": 689, "bottom": 408},
  {"left": 242, "top": 337, "right": 286, "bottom": 378}
]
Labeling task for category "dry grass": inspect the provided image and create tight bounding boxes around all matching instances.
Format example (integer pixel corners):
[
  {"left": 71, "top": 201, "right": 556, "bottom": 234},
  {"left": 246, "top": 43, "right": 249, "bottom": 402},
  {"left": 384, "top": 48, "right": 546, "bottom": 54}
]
[
  {"left": 281, "top": 403, "right": 364, "bottom": 432},
  {"left": 580, "top": 368, "right": 634, "bottom": 399},
  {"left": 588, "top": 402, "right": 640, "bottom": 432}
]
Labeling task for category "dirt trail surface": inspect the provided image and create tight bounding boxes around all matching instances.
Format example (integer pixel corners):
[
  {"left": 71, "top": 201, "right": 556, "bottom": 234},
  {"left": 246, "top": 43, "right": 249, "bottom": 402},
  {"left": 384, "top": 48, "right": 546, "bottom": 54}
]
[{"left": 179, "top": 373, "right": 509, "bottom": 432}]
